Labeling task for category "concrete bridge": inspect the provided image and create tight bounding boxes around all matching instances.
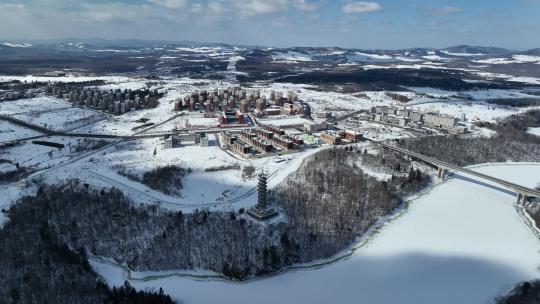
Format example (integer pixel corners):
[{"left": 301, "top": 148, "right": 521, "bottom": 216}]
[{"left": 379, "top": 142, "right": 540, "bottom": 204}]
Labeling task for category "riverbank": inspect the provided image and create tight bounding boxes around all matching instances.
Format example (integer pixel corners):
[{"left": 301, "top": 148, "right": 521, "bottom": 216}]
[{"left": 91, "top": 163, "right": 540, "bottom": 304}]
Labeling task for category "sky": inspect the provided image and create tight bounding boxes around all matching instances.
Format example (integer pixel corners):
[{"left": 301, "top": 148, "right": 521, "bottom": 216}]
[{"left": 0, "top": 0, "right": 539, "bottom": 49}]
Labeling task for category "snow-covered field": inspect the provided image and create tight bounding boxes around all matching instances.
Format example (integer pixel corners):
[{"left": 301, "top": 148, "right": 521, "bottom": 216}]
[
  {"left": 0, "top": 96, "right": 72, "bottom": 115},
  {"left": 0, "top": 136, "right": 115, "bottom": 226},
  {"left": 0, "top": 96, "right": 108, "bottom": 132},
  {"left": 0, "top": 136, "right": 109, "bottom": 172},
  {"left": 92, "top": 163, "right": 540, "bottom": 304},
  {"left": 21, "top": 135, "right": 322, "bottom": 212},
  {"left": 528, "top": 127, "right": 540, "bottom": 137},
  {"left": 413, "top": 101, "right": 524, "bottom": 122},
  {"left": 257, "top": 115, "right": 308, "bottom": 127},
  {"left": 0, "top": 121, "right": 42, "bottom": 142},
  {"left": 12, "top": 107, "right": 107, "bottom": 132}
]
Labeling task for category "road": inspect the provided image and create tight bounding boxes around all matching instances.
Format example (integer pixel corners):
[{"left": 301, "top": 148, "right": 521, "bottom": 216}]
[{"left": 378, "top": 142, "right": 540, "bottom": 199}]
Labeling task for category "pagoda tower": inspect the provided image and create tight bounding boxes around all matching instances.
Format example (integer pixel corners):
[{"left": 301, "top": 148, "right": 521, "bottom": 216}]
[
  {"left": 247, "top": 171, "right": 278, "bottom": 220},
  {"left": 257, "top": 171, "right": 268, "bottom": 209}
]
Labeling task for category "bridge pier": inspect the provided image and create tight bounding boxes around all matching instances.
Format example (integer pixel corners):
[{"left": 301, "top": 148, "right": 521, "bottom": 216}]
[
  {"left": 517, "top": 193, "right": 530, "bottom": 205},
  {"left": 437, "top": 167, "right": 448, "bottom": 180}
]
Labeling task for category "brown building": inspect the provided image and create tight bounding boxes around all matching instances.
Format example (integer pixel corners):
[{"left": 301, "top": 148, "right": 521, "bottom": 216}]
[
  {"left": 320, "top": 131, "right": 341, "bottom": 145},
  {"left": 342, "top": 130, "right": 363, "bottom": 143},
  {"left": 219, "top": 110, "right": 246, "bottom": 126},
  {"left": 233, "top": 140, "right": 251, "bottom": 155}
]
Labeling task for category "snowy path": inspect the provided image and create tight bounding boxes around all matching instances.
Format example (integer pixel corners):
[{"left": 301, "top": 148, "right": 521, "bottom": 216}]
[{"left": 92, "top": 163, "right": 540, "bottom": 304}]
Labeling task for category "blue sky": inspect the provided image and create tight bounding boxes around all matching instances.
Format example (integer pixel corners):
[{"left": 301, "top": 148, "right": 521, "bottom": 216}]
[{"left": 0, "top": 0, "right": 539, "bottom": 49}]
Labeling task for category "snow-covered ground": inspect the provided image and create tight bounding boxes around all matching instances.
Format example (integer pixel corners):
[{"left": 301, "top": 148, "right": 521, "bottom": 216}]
[
  {"left": 0, "top": 136, "right": 110, "bottom": 172},
  {"left": 257, "top": 116, "right": 308, "bottom": 127},
  {"left": 0, "top": 96, "right": 72, "bottom": 116},
  {"left": 527, "top": 127, "right": 540, "bottom": 137},
  {"left": 0, "top": 136, "right": 116, "bottom": 226},
  {"left": 0, "top": 96, "right": 108, "bottom": 132},
  {"left": 16, "top": 134, "right": 323, "bottom": 212},
  {"left": 11, "top": 107, "right": 107, "bottom": 132},
  {"left": 413, "top": 101, "right": 525, "bottom": 122},
  {"left": 272, "top": 51, "right": 313, "bottom": 63},
  {"left": 0, "top": 121, "right": 42, "bottom": 142},
  {"left": 73, "top": 77, "right": 224, "bottom": 136},
  {"left": 92, "top": 163, "right": 540, "bottom": 304}
]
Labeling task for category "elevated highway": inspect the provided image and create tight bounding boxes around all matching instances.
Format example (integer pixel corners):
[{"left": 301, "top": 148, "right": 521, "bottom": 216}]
[{"left": 378, "top": 142, "right": 540, "bottom": 204}]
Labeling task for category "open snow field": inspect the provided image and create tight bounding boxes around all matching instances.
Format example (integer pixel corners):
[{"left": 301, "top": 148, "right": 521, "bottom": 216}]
[
  {"left": 0, "top": 136, "right": 110, "bottom": 172},
  {"left": 413, "top": 101, "right": 528, "bottom": 122},
  {"left": 0, "top": 121, "right": 42, "bottom": 142},
  {"left": 92, "top": 163, "right": 540, "bottom": 304},
  {"left": 0, "top": 96, "right": 108, "bottom": 132},
  {"left": 257, "top": 115, "right": 308, "bottom": 127},
  {"left": 31, "top": 135, "right": 322, "bottom": 212},
  {"left": 528, "top": 127, "right": 540, "bottom": 137},
  {"left": 0, "top": 96, "right": 71, "bottom": 115},
  {"left": 11, "top": 107, "right": 108, "bottom": 132},
  {"left": 0, "top": 136, "right": 115, "bottom": 226}
]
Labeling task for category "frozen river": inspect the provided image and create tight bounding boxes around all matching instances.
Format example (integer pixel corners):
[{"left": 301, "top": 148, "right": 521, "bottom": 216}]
[{"left": 92, "top": 163, "right": 540, "bottom": 304}]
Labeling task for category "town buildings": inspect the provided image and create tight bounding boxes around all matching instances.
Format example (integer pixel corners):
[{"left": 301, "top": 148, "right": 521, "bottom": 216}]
[
  {"left": 304, "top": 121, "right": 328, "bottom": 133},
  {"left": 319, "top": 129, "right": 363, "bottom": 145},
  {"left": 47, "top": 85, "right": 160, "bottom": 115},
  {"left": 174, "top": 87, "right": 307, "bottom": 122},
  {"left": 369, "top": 106, "right": 467, "bottom": 134},
  {"left": 220, "top": 125, "right": 304, "bottom": 158}
]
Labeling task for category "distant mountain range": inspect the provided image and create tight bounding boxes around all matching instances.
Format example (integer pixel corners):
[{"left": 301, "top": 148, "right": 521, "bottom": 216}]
[
  {"left": 0, "top": 38, "right": 534, "bottom": 55},
  {"left": 1, "top": 39, "right": 539, "bottom": 77}
]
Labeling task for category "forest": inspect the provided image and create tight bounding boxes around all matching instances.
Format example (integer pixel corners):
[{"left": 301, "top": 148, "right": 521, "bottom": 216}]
[
  {"left": 0, "top": 182, "right": 176, "bottom": 304},
  {"left": 395, "top": 112, "right": 540, "bottom": 166},
  {"left": 496, "top": 280, "right": 540, "bottom": 304}
]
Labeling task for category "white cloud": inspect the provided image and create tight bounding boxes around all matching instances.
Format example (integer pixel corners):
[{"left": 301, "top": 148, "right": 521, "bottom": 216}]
[
  {"left": 427, "top": 6, "right": 464, "bottom": 15},
  {"left": 235, "top": 0, "right": 289, "bottom": 16},
  {"left": 0, "top": 3, "right": 25, "bottom": 9},
  {"left": 342, "top": 2, "right": 381, "bottom": 14},
  {"left": 78, "top": 3, "right": 155, "bottom": 22},
  {"left": 295, "top": 0, "right": 320, "bottom": 11},
  {"left": 190, "top": 3, "right": 203, "bottom": 13},
  {"left": 208, "top": 1, "right": 229, "bottom": 14},
  {"left": 149, "top": 0, "right": 188, "bottom": 9}
]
